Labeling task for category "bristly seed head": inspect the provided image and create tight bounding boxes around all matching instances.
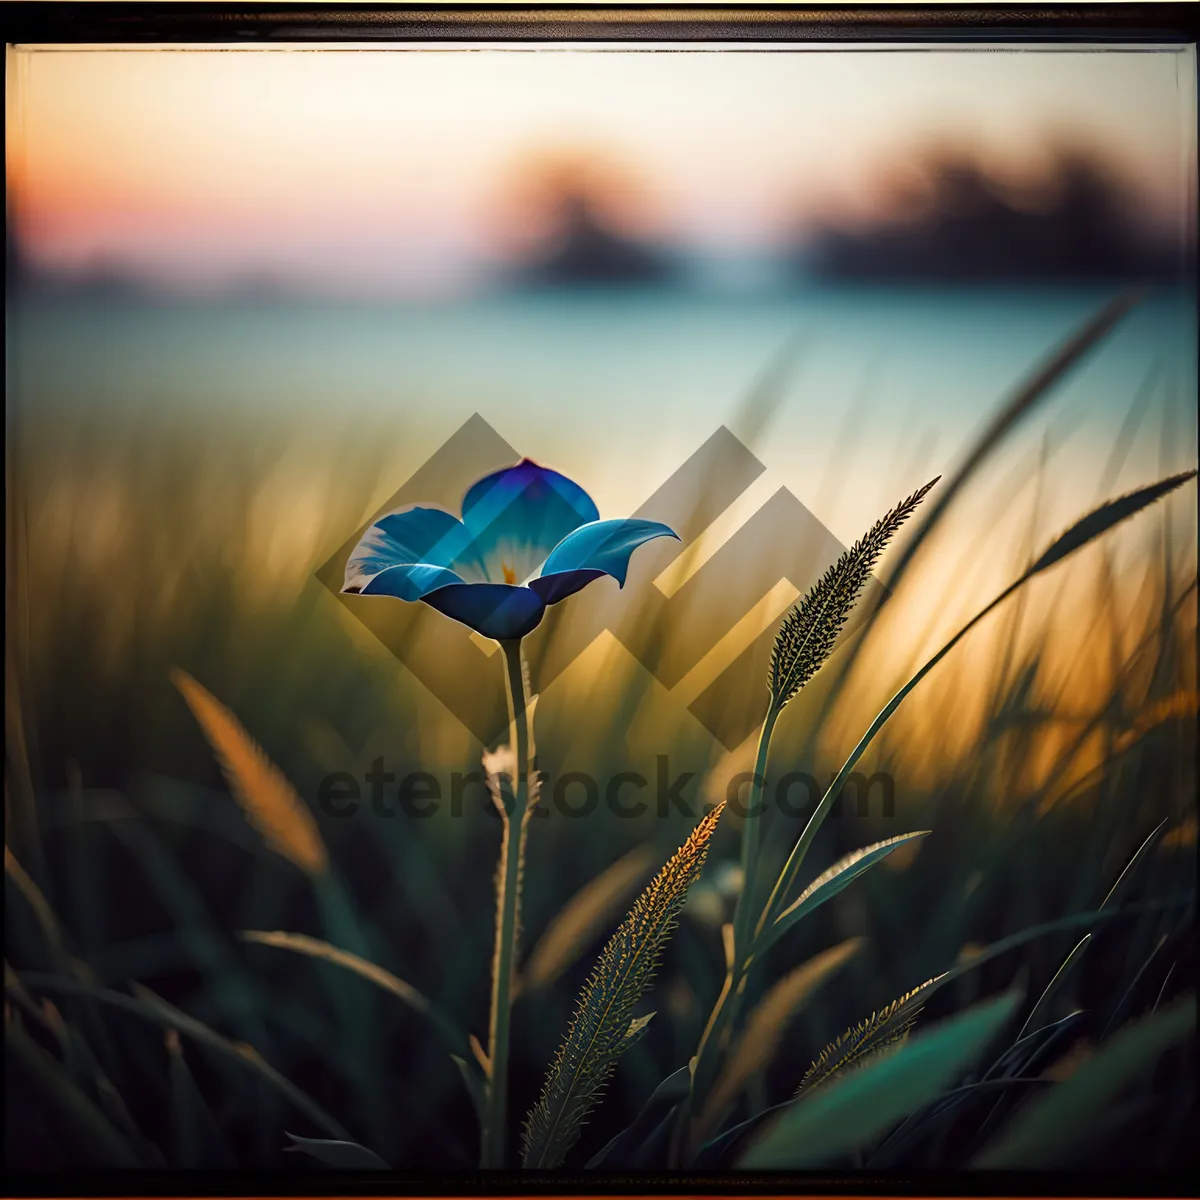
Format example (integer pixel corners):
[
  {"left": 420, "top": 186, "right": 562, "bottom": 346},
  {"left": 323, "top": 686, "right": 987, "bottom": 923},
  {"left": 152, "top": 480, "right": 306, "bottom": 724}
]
[
  {"left": 521, "top": 803, "right": 726, "bottom": 1169},
  {"left": 769, "top": 477, "right": 939, "bottom": 709},
  {"left": 795, "top": 974, "right": 943, "bottom": 1094}
]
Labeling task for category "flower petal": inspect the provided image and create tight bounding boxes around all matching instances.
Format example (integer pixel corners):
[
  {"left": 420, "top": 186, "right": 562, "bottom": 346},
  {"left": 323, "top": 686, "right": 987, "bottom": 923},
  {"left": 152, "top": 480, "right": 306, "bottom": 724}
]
[
  {"left": 534, "top": 519, "right": 679, "bottom": 596},
  {"left": 459, "top": 459, "right": 600, "bottom": 585},
  {"left": 344, "top": 506, "right": 476, "bottom": 592},
  {"left": 421, "top": 582, "right": 547, "bottom": 640},
  {"left": 526, "top": 568, "right": 607, "bottom": 605},
  {"left": 354, "top": 562, "right": 466, "bottom": 601}
]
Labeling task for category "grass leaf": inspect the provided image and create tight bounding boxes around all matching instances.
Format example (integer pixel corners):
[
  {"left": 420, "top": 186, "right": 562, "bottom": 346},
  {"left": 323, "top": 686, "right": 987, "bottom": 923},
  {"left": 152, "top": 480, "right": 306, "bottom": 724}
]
[
  {"left": 17, "top": 971, "right": 351, "bottom": 1140},
  {"left": 521, "top": 803, "right": 725, "bottom": 1169},
  {"left": 758, "top": 833, "right": 931, "bottom": 956},
  {"left": 585, "top": 1064, "right": 692, "bottom": 1169},
  {"left": 1101, "top": 817, "right": 1169, "bottom": 910},
  {"left": 760, "top": 469, "right": 1197, "bottom": 936},
  {"left": 5, "top": 1016, "right": 142, "bottom": 1167},
  {"left": 451, "top": 1052, "right": 488, "bottom": 1158},
  {"left": 740, "top": 990, "right": 1022, "bottom": 1169},
  {"left": 165, "top": 1028, "right": 236, "bottom": 1168},
  {"left": 240, "top": 929, "right": 469, "bottom": 1056},
  {"left": 1016, "top": 935, "right": 1090, "bottom": 1042},
  {"left": 974, "top": 996, "right": 1195, "bottom": 1168},
  {"left": 172, "top": 669, "right": 328, "bottom": 876}
]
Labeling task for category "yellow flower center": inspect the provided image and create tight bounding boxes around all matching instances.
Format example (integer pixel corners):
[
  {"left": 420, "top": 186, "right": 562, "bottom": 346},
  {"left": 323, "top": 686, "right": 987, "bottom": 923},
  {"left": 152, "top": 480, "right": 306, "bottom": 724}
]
[{"left": 501, "top": 561, "right": 517, "bottom": 585}]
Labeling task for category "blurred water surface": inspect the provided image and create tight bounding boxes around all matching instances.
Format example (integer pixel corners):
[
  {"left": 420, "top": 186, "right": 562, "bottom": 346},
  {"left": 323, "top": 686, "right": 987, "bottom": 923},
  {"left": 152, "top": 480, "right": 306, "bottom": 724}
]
[{"left": 11, "top": 284, "right": 1195, "bottom": 540}]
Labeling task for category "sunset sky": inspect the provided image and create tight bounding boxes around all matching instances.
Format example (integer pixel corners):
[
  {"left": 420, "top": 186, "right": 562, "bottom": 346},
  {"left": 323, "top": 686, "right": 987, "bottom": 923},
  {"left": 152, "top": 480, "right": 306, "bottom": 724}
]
[{"left": 7, "top": 43, "right": 1197, "bottom": 296}]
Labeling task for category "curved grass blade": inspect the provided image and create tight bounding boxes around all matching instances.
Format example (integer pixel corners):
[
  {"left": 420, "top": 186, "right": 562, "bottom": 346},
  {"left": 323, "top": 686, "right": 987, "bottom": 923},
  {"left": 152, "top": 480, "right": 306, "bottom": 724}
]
[
  {"left": 757, "top": 833, "right": 930, "bottom": 957},
  {"left": 693, "top": 939, "right": 862, "bottom": 1152},
  {"left": 6, "top": 1016, "right": 141, "bottom": 1167},
  {"left": 172, "top": 670, "right": 328, "bottom": 877},
  {"left": 35, "top": 996, "right": 161, "bottom": 1163},
  {"left": 451, "top": 1051, "right": 488, "bottom": 1159},
  {"left": 1014, "top": 817, "right": 1171, "bottom": 1053},
  {"left": 17, "top": 971, "right": 350, "bottom": 1140},
  {"left": 703, "top": 905, "right": 1179, "bottom": 1167},
  {"left": 867, "top": 1076, "right": 1054, "bottom": 1168},
  {"left": 740, "top": 990, "right": 1022, "bottom": 1169},
  {"left": 283, "top": 1132, "right": 390, "bottom": 1169},
  {"left": 165, "top": 1028, "right": 236, "bottom": 1168},
  {"left": 522, "top": 844, "right": 656, "bottom": 992},
  {"left": 585, "top": 1064, "right": 691, "bottom": 1169},
  {"left": 5, "top": 845, "right": 69, "bottom": 970},
  {"left": 521, "top": 803, "right": 725, "bottom": 1169},
  {"left": 1100, "top": 818, "right": 1169, "bottom": 910},
  {"left": 974, "top": 996, "right": 1195, "bottom": 1168},
  {"left": 240, "top": 929, "right": 469, "bottom": 1057},
  {"left": 1015, "top": 934, "right": 1091, "bottom": 1041},
  {"left": 759, "top": 469, "right": 1197, "bottom": 937},
  {"left": 985, "top": 1010, "right": 1089, "bottom": 1082},
  {"left": 878, "top": 288, "right": 1145, "bottom": 601}
]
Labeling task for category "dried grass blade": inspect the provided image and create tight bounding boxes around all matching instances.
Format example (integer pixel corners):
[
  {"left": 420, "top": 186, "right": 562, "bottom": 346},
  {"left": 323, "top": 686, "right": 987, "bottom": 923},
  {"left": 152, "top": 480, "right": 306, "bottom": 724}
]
[{"left": 172, "top": 670, "right": 327, "bottom": 877}]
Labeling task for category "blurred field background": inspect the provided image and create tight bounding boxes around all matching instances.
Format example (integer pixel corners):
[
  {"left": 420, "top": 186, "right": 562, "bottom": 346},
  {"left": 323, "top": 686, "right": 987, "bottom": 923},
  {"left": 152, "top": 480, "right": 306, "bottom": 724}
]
[{"left": 5, "top": 43, "right": 1198, "bottom": 1170}]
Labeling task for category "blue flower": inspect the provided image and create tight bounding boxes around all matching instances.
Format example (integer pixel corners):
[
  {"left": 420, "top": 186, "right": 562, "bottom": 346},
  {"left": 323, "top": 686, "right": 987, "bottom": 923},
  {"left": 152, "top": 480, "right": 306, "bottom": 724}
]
[{"left": 343, "top": 458, "right": 678, "bottom": 640}]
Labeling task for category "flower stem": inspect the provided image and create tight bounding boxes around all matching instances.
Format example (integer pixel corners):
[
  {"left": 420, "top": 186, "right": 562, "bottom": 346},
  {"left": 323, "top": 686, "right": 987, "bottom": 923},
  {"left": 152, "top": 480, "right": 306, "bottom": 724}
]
[
  {"left": 481, "top": 636, "right": 531, "bottom": 1169},
  {"left": 732, "top": 700, "right": 781, "bottom": 959},
  {"left": 677, "top": 701, "right": 779, "bottom": 1162}
]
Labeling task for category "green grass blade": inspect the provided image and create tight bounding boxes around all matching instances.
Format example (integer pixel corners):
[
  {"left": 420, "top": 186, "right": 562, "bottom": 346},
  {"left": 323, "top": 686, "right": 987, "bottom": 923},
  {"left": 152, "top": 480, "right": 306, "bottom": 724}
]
[
  {"left": 17, "top": 971, "right": 351, "bottom": 1140},
  {"left": 165, "top": 1028, "right": 236, "bottom": 1168},
  {"left": 739, "top": 990, "right": 1022, "bottom": 1169},
  {"left": 240, "top": 929, "right": 469, "bottom": 1056},
  {"left": 1011, "top": 818, "right": 1169, "bottom": 1048},
  {"left": 974, "top": 996, "right": 1196, "bottom": 1168},
  {"left": 6, "top": 1017, "right": 142, "bottom": 1167},
  {"left": 5, "top": 846, "right": 69, "bottom": 971},
  {"left": 1016, "top": 934, "right": 1091, "bottom": 1041},
  {"left": 692, "top": 939, "right": 861, "bottom": 1153},
  {"left": 1101, "top": 818, "right": 1169, "bottom": 910},
  {"left": 451, "top": 1051, "right": 488, "bottom": 1164},
  {"left": 585, "top": 1064, "right": 692, "bottom": 1169},
  {"left": 757, "top": 833, "right": 931, "bottom": 956}
]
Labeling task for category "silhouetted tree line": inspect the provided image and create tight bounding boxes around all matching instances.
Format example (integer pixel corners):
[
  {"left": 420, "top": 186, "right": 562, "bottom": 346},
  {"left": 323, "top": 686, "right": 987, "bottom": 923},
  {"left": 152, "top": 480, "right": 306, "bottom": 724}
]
[
  {"left": 514, "top": 184, "right": 677, "bottom": 289},
  {"left": 802, "top": 146, "right": 1190, "bottom": 285}
]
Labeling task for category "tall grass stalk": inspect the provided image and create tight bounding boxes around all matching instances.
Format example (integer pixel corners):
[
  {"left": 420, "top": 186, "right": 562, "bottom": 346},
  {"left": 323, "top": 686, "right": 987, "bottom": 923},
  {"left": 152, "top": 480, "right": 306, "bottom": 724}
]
[
  {"left": 757, "top": 469, "right": 1196, "bottom": 942},
  {"left": 482, "top": 636, "right": 532, "bottom": 1168},
  {"left": 685, "top": 479, "right": 937, "bottom": 1133}
]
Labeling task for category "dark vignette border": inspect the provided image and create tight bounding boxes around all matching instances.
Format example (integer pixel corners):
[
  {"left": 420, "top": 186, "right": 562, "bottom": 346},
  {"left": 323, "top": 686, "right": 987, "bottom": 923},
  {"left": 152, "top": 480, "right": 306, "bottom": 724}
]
[
  {"left": 1, "top": 4, "right": 1198, "bottom": 45},
  {"left": 3, "top": 2, "right": 1196, "bottom": 1196},
  {"left": 4, "top": 1167, "right": 1200, "bottom": 1195}
]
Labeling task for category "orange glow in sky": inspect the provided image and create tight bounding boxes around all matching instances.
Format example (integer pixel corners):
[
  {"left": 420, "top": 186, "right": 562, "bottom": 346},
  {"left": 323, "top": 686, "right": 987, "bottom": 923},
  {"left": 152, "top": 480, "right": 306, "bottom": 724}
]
[{"left": 7, "top": 44, "right": 1196, "bottom": 295}]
